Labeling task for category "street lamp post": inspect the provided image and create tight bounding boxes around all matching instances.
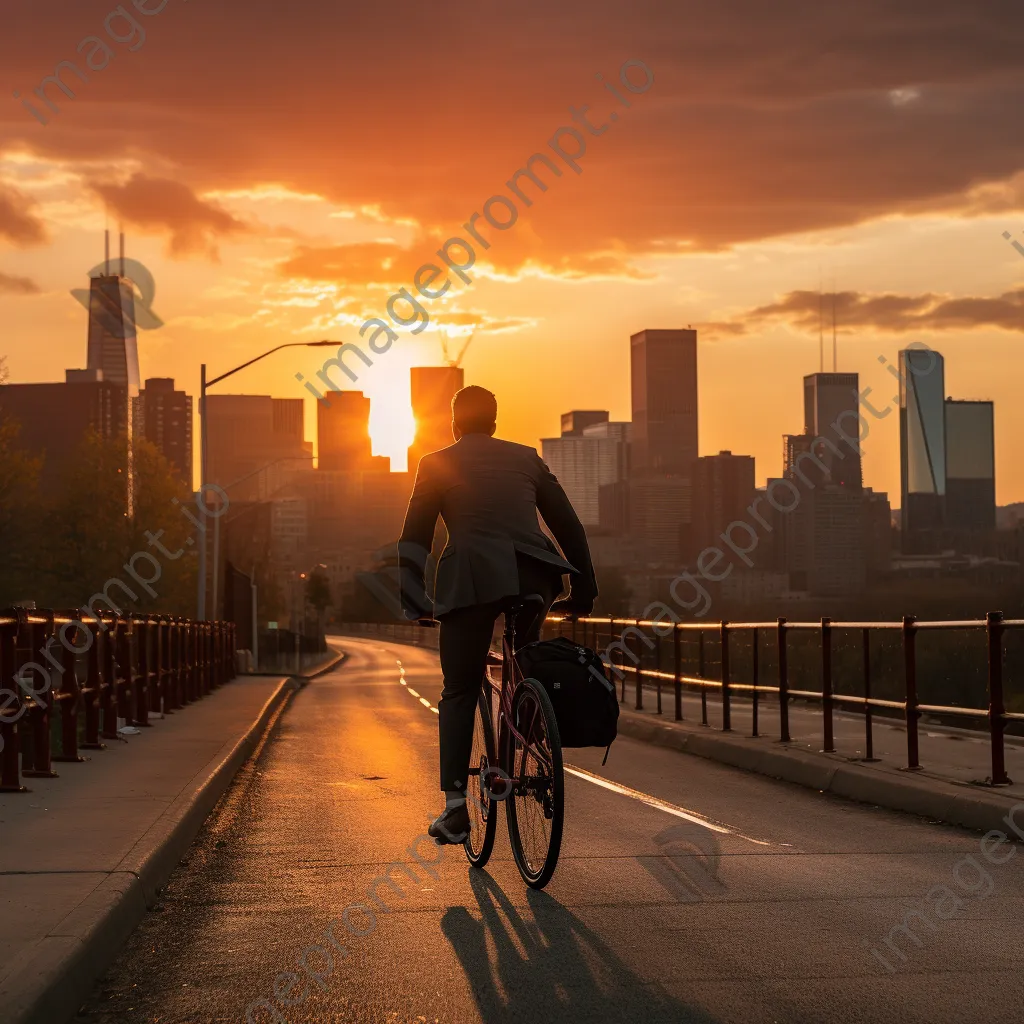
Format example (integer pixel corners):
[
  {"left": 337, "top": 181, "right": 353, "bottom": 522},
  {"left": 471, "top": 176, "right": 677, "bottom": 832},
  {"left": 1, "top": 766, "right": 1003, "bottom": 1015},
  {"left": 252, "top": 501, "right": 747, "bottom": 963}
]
[{"left": 196, "top": 340, "right": 336, "bottom": 621}]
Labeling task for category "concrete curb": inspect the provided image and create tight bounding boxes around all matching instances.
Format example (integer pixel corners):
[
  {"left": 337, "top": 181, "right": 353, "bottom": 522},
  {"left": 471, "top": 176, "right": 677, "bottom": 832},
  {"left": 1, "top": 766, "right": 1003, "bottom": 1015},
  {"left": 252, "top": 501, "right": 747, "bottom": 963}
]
[
  {"left": 615, "top": 710, "right": 1023, "bottom": 834},
  {"left": 4, "top": 677, "right": 299, "bottom": 1024},
  {"left": 242, "top": 649, "right": 346, "bottom": 682}
]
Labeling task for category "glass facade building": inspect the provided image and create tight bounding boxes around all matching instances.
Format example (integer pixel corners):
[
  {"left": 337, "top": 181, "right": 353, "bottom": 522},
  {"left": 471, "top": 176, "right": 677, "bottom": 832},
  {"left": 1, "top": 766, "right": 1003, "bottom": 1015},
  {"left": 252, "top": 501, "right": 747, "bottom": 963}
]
[
  {"left": 899, "top": 347, "right": 946, "bottom": 534},
  {"left": 944, "top": 399, "right": 996, "bottom": 531}
]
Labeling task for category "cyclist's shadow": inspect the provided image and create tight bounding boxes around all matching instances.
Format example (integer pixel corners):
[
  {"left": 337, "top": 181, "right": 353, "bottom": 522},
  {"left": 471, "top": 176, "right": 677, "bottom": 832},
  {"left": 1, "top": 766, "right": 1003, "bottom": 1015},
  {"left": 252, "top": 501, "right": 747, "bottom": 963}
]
[{"left": 440, "top": 869, "right": 717, "bottom": 1023}]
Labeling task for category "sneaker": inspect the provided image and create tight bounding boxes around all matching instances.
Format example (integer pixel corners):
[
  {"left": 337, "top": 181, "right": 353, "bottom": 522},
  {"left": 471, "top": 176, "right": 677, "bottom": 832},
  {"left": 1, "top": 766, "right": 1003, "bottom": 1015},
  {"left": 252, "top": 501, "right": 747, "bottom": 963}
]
[{"left": 428, "top": 803, "right": 470, "bottom": 844}]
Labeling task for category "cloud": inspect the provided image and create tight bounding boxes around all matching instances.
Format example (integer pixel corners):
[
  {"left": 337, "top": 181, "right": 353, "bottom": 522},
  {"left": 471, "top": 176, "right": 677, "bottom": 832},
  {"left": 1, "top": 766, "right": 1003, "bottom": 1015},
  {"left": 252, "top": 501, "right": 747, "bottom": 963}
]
[
  {"left": 5, "top": 0, "right": 1024, "bottom": 262},
  {"left": 90, "top": 174, "right": 250, "bottom": 258},
  {"left": 714, "top": 287, "right": 1024, "bottom": 335},
  {"left": 0, "top": 272, "right": 41, "bottom": 295},
  {"left": 0, "top": 185, "right": 47, "bottom": 247}
]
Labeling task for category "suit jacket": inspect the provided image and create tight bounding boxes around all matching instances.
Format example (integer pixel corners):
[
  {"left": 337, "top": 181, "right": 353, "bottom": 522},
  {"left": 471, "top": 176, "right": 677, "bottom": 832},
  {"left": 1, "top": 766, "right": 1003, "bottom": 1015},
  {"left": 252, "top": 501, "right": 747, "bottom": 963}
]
[{"left": 398, "top": 433, "right": 598, "bottom": 618}]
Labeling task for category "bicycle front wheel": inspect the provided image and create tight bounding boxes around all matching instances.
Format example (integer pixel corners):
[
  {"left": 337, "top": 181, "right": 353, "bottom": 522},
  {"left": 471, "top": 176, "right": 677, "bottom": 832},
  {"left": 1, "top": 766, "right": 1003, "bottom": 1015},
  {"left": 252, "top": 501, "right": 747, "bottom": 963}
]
[
  {"left": 464, "top": 687, "right": 498, "bottom": 868},
  {"left": 505, "top": 677, "right": 564, "bottom": 889}
]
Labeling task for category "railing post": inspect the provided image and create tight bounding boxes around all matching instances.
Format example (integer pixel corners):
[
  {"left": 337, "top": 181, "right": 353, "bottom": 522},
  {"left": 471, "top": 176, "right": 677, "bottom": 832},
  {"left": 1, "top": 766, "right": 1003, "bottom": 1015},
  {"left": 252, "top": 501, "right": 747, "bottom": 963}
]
[
  {"left": 821, "top": 616, "right": 834, "bottom": 753},
  {"left": 654, "top": 629, "right": 662, "bottom": 715},
  {"left": 720, "top": 621, "right": 731, "bottom": 731},
  {"left": 777, "top": 617, "right": 790, "bottom": 742},
  {"left": 134, "top": 617, "right": 151, "bottom": 728},
  {"left": 987, "top": 610, "right": 1011, "bottom": 786},
  {"left": 0, "top": 613, "right": 25, "bottom": 792},
  {"left": 673, "top": 623, "right": 683, "bottom": 722},
  {"left": 22, "top": 613, "right": 58, "bottom": 779},
  {"left": 902, "top": 614, "right": 921, "bottom": 771},
  {"left": 698, "top": 629, "right": 708, "bottom": 726},
  {"left": 81, "top": 616, "right": 105, "bottom": 750},
  {"left": 53, "top": 614, "right": 85, "bottom": 763},
  {"left": 116, "top": 616, "right": 133, "bottom": 727},
  {"left": 751, "top": 627, "right": 759, "bottom": 738},
  {"left": 634, "top": 621, "right": 644, "bottom": 711},
  {"left": 101, "top": 614, "right": 119, "bottom": 740},
  {"left": 862, "top": 627, "right": 878, "bottom": 762}
]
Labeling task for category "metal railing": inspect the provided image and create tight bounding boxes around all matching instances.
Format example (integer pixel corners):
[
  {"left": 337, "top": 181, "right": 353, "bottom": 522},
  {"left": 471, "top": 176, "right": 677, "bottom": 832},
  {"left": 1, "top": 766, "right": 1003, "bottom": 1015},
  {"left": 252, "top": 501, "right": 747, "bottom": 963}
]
[
  {"left": 0, "top": 608, "right": 237, "bottom": 793},
  {"left": 548, "top": 612, "right": 1024, "bottom": 787},
  {"left": 338, "top": 612, "right": 1024, "bottom": 787}
]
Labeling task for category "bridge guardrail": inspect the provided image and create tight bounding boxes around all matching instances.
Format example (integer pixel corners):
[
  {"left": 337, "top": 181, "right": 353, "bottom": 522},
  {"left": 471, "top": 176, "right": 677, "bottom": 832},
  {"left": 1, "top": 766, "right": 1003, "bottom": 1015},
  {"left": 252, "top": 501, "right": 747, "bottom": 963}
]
[
  {"left": 341, "top": 611, "right": 1023, "bottom": 788},
  {"left": 0, "top": 608, "right": 237, "bottom": 792}
]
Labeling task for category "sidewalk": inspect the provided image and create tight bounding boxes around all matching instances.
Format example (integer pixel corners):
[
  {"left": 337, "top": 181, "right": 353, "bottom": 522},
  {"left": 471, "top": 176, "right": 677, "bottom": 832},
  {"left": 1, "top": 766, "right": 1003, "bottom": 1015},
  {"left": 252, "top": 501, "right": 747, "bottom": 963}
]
[{"left": 0, "top": 674, "right": 297, "bottom": 1024}]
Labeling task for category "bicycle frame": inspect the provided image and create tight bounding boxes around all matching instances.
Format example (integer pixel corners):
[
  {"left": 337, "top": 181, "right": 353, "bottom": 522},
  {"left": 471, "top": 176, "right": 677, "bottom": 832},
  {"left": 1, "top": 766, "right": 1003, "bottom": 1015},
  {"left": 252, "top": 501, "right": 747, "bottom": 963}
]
[{"left": 482, "top": 613, "right": 552, "bottom": 780}]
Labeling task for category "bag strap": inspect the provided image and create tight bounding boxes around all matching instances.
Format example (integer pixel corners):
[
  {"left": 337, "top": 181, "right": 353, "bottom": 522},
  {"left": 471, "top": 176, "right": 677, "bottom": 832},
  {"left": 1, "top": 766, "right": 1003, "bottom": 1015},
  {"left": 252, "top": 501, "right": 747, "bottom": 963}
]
[{"left": 601, "top": 743, "right": 612, "bottom": 766}]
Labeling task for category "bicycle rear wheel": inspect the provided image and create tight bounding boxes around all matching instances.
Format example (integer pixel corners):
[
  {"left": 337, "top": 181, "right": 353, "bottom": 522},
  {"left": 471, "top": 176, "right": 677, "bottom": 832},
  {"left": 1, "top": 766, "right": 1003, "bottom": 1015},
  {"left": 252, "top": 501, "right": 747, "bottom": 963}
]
[
  {"left": 505, "top": 677, "right": 564, "bottom": 889},
  {"left": 464, "top": 687, "right": 498, "bottom": 867}
]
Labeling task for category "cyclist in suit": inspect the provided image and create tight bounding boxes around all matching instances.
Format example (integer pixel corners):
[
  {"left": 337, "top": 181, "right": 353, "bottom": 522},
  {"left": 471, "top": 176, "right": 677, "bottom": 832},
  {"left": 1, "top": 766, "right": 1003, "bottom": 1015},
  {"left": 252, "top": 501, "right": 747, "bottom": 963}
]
[{"left": 398, "top": 385, "right": 597, "bottom": 842}]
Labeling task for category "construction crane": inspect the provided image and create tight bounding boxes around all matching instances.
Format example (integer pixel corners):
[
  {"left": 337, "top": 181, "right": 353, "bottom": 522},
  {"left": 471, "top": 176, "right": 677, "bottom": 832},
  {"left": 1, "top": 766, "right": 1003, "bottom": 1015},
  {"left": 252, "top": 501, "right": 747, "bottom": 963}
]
[{"left": 439, "top": 328, "right": 474, "bottom": 368}]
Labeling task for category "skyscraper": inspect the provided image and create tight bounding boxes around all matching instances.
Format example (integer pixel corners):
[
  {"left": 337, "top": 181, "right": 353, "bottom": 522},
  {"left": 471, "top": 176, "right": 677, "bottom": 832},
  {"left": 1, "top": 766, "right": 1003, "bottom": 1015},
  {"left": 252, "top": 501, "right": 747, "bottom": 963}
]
[
  {"left": 134, "top": 377, "right": 192, "bottom": 488},
  {"left": 0, "top": 374, "right": 127, "bottom": 494},
  {"left": 85, "top": 236, "right": 141, "bottom": 399},
  {"left": 541, "top": 416, "right": 629, "bottom": 527},
  {"left": 206, "top": 395, "right": 313, "bottom": 501},
  {"left": 944, "top": 399, "right": 996, "bottom": 532},
  {"left": 899, "top": 347, "right": 946, "bottom": 535},
  {"left": 317, "top": 390, "right": 388, "bottom": 472},
  {"left": 629, "top": 329, "right": 698, "bottom": 476},
  {"left": 408, "top": 366, "right": 463, "bottom": 474},
  {"left": 802, "top": 372, "right": 862, "bottom": 491},
  {"left": 688, "top": 451, "right": 756, "bottom": 559}
]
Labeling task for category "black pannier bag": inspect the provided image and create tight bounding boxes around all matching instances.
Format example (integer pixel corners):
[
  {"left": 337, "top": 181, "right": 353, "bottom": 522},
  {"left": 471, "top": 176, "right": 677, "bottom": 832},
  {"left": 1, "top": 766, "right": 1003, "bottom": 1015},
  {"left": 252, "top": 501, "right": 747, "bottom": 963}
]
[{"left": 515, "top": 637, "right": 619, "bottom": 758}]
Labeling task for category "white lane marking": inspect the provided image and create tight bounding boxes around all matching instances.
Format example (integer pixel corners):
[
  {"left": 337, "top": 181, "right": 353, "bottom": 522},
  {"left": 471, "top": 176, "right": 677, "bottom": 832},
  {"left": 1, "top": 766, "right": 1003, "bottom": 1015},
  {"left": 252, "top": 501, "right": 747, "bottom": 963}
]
[
  {"left": 407, "top": 689, "right": 420, "bottom": 698},
  {"left": 400, "top": 680, "right": 407, "bottom": 686},
  {"left": 419, "top": 697, "right": 431, "bottom": 707},
  {"left": 430, "top": 707, "right": 439, "bottom": 714},
  {"left": 564, "top": 764, "right": 773, "bottom": 846}
]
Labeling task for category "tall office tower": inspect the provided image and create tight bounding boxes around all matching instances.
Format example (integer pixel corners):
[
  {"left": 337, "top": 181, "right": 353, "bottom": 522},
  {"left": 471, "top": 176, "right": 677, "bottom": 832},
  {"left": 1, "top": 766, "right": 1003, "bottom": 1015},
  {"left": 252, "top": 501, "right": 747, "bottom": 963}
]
[
  {"left": 944, "top": 399, "right": 996, "bottom": 532},
  {"left": 630, "top": 329, "right": 698, "bottom": 476},
  {"left": 628, "top": 477, "right": 692, "bottom": 564},
  {"left": 863, "top": 488, "right": 893, "bottom": 582},
  {"left": 688, "top": 451, "right": 756, "bottom": 559},
  {"left": 408, "top": 366, "right": 463, "bottom": 474},
  {"left": 0, "top": 374, "right": 128, "bottom": 494},
  {"left": 133, "top": 378, "right": 192, "bottom": 488},
  {"left": 317, "top": 390, "right": 387, "bottom": 472},
  {"left": 206, "top": 395, "right": 313, "bottom": 502},
  {"left": 86, "top": 234, "right": 141, "bottom": 399},
  {"left": 899, "top": 348, "right": 946, "bottom": 535},
  {"left": 560, "top": 410, "right": 609, "bottom": 437},
  {"left": 541, "top": 417, "right": 630, "bottom": 527},
  {"left": 802, "top": 372, "right": 862, "bottom": 491}
]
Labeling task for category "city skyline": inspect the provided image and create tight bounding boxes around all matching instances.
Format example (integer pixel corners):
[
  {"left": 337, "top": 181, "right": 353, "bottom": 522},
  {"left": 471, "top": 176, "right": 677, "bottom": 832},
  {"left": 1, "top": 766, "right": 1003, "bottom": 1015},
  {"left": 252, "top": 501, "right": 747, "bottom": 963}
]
[{"left": 2, "top": 1, "right": 1024, "bottom": 502}]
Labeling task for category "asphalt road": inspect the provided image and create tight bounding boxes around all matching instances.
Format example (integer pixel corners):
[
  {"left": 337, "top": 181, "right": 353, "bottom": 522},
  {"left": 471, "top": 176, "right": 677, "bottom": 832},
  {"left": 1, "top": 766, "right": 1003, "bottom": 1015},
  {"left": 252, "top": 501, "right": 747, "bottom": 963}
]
[{"left": 77, "top": 637, "right": 1024, "bottom": 1024}]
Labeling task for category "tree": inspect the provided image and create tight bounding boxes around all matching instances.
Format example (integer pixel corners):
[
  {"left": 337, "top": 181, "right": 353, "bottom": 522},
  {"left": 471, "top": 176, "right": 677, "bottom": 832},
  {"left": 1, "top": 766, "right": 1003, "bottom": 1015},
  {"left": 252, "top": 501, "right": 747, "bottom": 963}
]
[
  {"left": 306, "top": 570, "right": 332, "bottom": 615},
  {"left": 128, "top": 438, "right": 197, "bottom": 616},
  {"left": 0, "top": 413, "right": 42, "bottom": 605}
]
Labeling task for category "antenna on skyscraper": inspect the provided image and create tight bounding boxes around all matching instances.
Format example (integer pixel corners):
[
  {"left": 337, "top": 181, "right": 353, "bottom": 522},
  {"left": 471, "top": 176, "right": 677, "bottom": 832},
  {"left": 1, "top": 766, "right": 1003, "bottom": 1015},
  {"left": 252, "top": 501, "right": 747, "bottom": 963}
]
[
  {"left": 832, "top": 275, "right": 837, "bottom": 372},
  {"left": 119, "top": 229, "right": 125, "bottom": 277},
  {"left": 818, "top": 269, "right": 824, "bottom": 372},
  {"left": 104, "top": 229, "right": 110, "bottom": 276}
]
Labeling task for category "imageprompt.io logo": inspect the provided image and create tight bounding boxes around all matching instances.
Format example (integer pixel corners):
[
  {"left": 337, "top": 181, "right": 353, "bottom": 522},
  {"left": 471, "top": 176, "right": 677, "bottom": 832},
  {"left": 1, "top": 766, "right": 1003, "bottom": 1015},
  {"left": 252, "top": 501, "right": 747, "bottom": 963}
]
[{"left": 70, "top": 257, "right": 164, "bottom": 332}]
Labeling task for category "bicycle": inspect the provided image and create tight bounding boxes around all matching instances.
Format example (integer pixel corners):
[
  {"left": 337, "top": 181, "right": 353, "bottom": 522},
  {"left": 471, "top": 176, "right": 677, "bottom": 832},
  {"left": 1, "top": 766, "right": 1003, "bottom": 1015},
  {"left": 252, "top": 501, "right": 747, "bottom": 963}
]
[{"left": 462, "top": 594, "right": 564, "bottom": 889}]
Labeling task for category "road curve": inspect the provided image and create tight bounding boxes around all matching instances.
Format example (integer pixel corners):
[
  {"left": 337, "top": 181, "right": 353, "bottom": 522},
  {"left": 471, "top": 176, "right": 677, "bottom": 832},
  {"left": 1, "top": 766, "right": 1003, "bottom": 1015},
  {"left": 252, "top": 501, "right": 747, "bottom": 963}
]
[{"left": 78, "top": 637, "right": 1024, "bottom": 1024}]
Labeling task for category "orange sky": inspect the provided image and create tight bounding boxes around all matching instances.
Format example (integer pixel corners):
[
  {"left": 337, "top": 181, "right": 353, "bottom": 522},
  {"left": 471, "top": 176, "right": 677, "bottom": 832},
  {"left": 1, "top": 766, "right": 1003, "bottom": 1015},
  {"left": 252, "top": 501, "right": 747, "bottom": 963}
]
[{"left": 3, "top": 0, "right": 1024, "bottom": 502}]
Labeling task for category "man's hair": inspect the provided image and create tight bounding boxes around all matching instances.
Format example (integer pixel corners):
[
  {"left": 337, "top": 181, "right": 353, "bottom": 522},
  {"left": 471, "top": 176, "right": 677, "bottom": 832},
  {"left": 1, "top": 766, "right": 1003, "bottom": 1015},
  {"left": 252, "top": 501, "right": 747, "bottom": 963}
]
[{"left": 452, "top": 386, "right": 497, "bottom": 434}]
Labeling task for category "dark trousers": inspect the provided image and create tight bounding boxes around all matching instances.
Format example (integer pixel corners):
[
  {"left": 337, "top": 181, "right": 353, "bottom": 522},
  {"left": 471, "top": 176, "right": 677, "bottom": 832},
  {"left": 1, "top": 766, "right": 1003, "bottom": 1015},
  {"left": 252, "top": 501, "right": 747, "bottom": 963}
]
[{"left": 436, "top": 559, "right": 560, "bottom": 792}]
